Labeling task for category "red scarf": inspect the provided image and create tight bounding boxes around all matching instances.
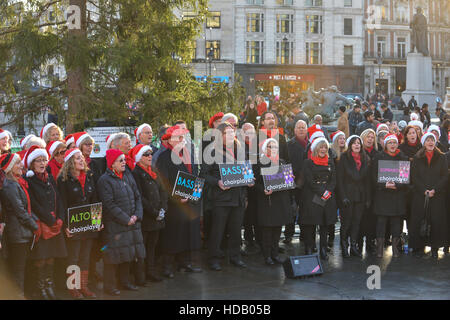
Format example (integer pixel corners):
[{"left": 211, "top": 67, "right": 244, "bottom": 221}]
[
  {"left": 311, "top": 155, "right": 329, "bottom": 166},
  {"left": 77, "top": 171, "right": 86, "bottom": 195},
  {"left": 167, "top": 143, "right": 192, "bottom": 174},
  {"left": 385, "top": 149, "right": 400, "bottom": 157},
  {"left": 425, "top": 150, "right": 434, "bottom": 165},
  {"left": 260, "top": 126, "right": 282, "bottom": 139},
  {"left": 137, "top": 163, "right": 157, "bottom": 180},
  {"left": 126, "top": 153, "right": 135, "bottom": 170},
  {"left": 364, "top": 146, "right": 373, "bottom": 154},
  {"left": 296, "top": 136, "right": 308, "bottom": 149},
  {"left": 352, "top": 152, "right": 362, "bottom": 171},
  {"left": 17, "top": 177, "right": 31, "bottom": 215},
  {"left": 407, "top": 139, "right": 419, "bottom": 147},
  {"left": 48, "top": 158, "right": 62, "bottom": 181},
  {"left": 84, "top": 155, "right": 91, "bottom": 167},
  {"left": 113, "top": 169, "right": 123, "bottom": 180}
]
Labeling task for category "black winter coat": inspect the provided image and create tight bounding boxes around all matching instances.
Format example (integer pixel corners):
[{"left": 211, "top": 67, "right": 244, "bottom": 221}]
[
  {"left": 132, "top": 165, "right": 167, "bottom": 232},
  {"left": 399, "top": 142, "right": 422, "bottom": 161},
  {"left": 371, "top": 151, "right": 409, "bottom": 217},
  {"left": 97, "top": 168, "right": 145, "bottom": 264},
  {"left": 409, "top": 150, "right": 448, "bottom": 248},
  {"left": 300, "top": 158, "right": 337, "bottom": 226},
  {"left": 0, "top": 178, "right": 38, "bottom": 244},
  {"left": 57, "top": 171, "right": 99, "bottom": 241},
  {"left": 337, "top": 152, "right": 371, "bottom": 204},
  {"left": 254, "top": 156, "right": 294, "bottom": 227},
  {"left": 155, "top": 147, "right": 201, "bottom": 254},
  {"left": 88, "top": 158, "right": 105, "bottom": 183}
]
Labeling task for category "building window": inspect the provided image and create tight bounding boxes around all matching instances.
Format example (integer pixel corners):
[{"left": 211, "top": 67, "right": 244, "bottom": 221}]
[
  {"left": 187, "top": 41, "right": 197, "bottom": 60},
  {"left": 206, "top": 12, "right": 221, "bottom": 28},
  {"left": 276, "top": 0, "right": 293, "bottom": 5},
  {"left": 344, "top": 46, "right": 353, "bottom": 65},
  {"left": 306, "top": 15, "right": 322, "bottom": 34},
  {"left": 397, "top": 37, "right": 406, "bottom": 59},
  {"left": 276, "top": 14, "right": 294, "bottom": 33},
  {"left": 246, "top": 13, "right": 264, "bottom": 32},
  {"left": 305, "top": 0, "right": 322, "bottom": 6},
  {"left": 246, "top": 41, "right": 264, "bottom": 63},
  {"left": 246, "top": 0, "right": 264, "bottom": 4},
  {"left": 344, "top": 0, "right": 352, "bottom": 7},
  {"left": 276, "top": 41, "right": 294, "bottom": 64},
  {"left": 205, "top": 41, "right": 220, "bottom": 60},
  {"left": 377, "top": 36, "right": 387, "bottom": 57},
  {"left": 344, "top": 18, "right": 352, "bottom": 35},
  {"left": 394, "top": 4, "right": 408, "bottom": 23},
  {"left": 306, "top": 42, "right": 322, "bottom": 64},
  {"left": 182, "top": 11, "right": 197, "bottom": 21}
]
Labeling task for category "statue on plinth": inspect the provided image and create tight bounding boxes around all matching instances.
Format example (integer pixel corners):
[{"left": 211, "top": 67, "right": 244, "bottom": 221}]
[{"left": 410, "top": 7, "right": 429, "bottom": 56}]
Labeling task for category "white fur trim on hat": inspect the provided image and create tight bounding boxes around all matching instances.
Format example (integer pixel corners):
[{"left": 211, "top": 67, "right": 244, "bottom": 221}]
[
  {"left": 346, "top": 135, "right": 361, "bottom": 147},
  {"left": 427, "top": 125, "right": 441, "bottom": 138},
  {"left": 64, "top": 149, "right": 81, "bottom": 162},
  {"left": 66, "top": 136, "right": 75, "bottom": 146},
  {"left": 421, "top": 132, "right": 436, "bottom": 146},
  {"left": 49, "top": 141, "right": 63, "bottom": 157},
  {"left": 408, "top": 120, "right": 423, "bottom": 130},
  {"left": 41, "top": 123, "right": 56, "bottom": 138},
  {"left": 311, "top": 137, "right": 329, "bottom": 152},
  {"left": 3, "top": 153, "right": 20, "bottom": 173},
  {"left": 384, "top": 134, "right": 398, "bottom": 146},
  {"left": 76, "top": 133, "right": 90, "bottom": 148},
  {"left": 309, "top": 130, "right": 325, "bottom": 143},
  {"left": 21, "top": 134, "right": 35, "bottom": 149},
  {"left": 106, "top": 134, "right": 117, "bottom": 150},
  {"left": 261, "top": 138, "right": 278, "bottom": 154},
  {"left": 410, "top": 113, "right": 419, "bottom": 121},
  {"left": 136, "top": 124, "right": 151, "bottom": 139},
  {"left": 27, "top": 148, "right": 48, "bottom": 168},
  {"left": 0, "top": 130, "right": 8, "bottom": 140},
  {"left": 376, "top": 124, "right": 389, "bottom": 135},
  {"left": 135, "top": 145, "right": 152, "bottom": 163},
  {"left": 332, "top": 131, "right": 345, "bottom": 144}
]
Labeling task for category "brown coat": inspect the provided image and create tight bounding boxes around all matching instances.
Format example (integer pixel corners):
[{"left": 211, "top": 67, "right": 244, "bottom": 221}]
[{"left": 337, "top": 112, "right": 349, "bottom": 138}]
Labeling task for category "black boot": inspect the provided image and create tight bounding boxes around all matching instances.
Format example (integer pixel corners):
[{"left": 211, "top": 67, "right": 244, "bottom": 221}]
[
  {"left": 350, "top": 239, "right": 362, "bottom": 258},
  {"left": 44, "top": 264, "right": 58, "bottom": 300},
  {"left": 36, "top": 266, "right": 50, "bottom": 300},
  {"left": 366, "top": 238, "right": 376, "bottom": 255}
]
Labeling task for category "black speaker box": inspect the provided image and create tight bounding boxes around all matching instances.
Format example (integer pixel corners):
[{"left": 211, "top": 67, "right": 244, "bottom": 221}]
[{"left": 283, "top": 254, "right": 324, "bottom": 279}]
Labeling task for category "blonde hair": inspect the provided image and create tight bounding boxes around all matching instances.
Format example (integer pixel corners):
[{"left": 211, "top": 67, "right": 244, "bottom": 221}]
[
  {"left": 43, "top": 125, "right": 63, "bottom": 144},
  {"left": 58, "top": 153, "right": 89, "bottom": 182},
  {"left": 312, "top": 140, "right": 330, "bottom": 158},
  {"left": 5, "top": 156, "right": 22, "bottom": 182},
  {"left": 50, "top": 142, "right": 67, "bottom": 160},
  {"left": 360, "top": 129, "right": 378, "bottom": 151},
  {"left": 330, "top": 136, "right": 347, "bottom": 160}
]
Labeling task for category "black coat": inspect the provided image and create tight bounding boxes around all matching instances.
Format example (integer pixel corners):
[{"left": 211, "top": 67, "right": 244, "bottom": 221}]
[
  {"left": 132, "top": 165, "right": 167, "bottom": 232},
  {"left": 300, "top": 158, "right": 337, "bottom": 226},
  {"left": 440, "top": 127, "right": 449, "bottom": 151},
  {"left": 371, "top": 151, "right": 409, "bottom": 217},
  {"left": 399, "top": 142, "right": 422, "bottom": 161},
  {"left": 287, "top": 137, "right": 307, "bottom": 202},
  {"left": 97, "top": 168, "right": 145, "bottom": 265},
  {"left": 57, "top": 171, "right": 99, "bottom": 241},
  {"left": 0, "top": 178, "right": 38, "bottom": 244},
  {"left": 337, "top": 152, "right": 371, "bottom": 204},
  {"left": 409, "top": 150, "right": 448, "bottom": 248},
  {"left": 155, "top": 147, "right": 201, "bottom": 255},
  {"left": 254, "top": 156, "right": 294, "bottom": 227},
  {"left": 88, "top": 158, "right": 105, "bottom": 183}
]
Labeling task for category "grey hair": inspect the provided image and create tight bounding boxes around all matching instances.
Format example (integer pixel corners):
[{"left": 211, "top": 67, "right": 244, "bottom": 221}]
[
  {"left": 221, "top": 113, "right": 238, "bottom": 124},
  {"left": 24, "top": 137, "right": 46, "bottom": 150},
  {"left": 110, "top": 132, "right": 130, "bottom": 149},
  {"left": 295, "top": 119, "right": 307, "bottom": 127}
]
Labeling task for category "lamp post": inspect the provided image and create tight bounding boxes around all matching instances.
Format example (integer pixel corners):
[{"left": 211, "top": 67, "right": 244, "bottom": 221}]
[{"left": 376, "top": 53, "right": 383, "bottom": 94}]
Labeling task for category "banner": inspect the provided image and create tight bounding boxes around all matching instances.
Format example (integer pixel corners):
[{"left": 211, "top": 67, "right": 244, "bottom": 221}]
[
  {"left": 86, "top": 126, "right": 135, "bottom": 158},
  {"left": 261, "top": 164, "right": 295, "bottom": 192},
  {"left": 172, "top": 171, "right": 205, "bottom": 202},
  {"left": 377, "top": 160, "right": 410, "bottom": 184},
  {"left": 219, "top": 162, "right": 255, "bottom": 187},
  {"left": 67, "top": 202, "right": 102, "bottom": 235}
]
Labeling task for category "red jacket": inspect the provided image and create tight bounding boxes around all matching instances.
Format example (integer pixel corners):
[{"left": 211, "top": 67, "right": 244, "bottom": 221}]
[{"left": 257, "top": 101, "right": 267, "bottom": 116}]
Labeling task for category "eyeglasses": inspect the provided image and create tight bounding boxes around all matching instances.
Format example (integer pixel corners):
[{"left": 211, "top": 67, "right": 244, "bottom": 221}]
[
  {"left": 55, "top": 149, "right": 67, "bottom": 156},
  {"left": 142, "top": 152, "right": 152, "bottom": 157},
  {"left": 35, "top": 158, "right": 48, "bottom": 164}
]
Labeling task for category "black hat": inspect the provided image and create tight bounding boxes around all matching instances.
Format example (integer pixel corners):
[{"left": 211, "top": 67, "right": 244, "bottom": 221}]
[{"left": 339, "top": 106, "right": 346, "bottom": 113}]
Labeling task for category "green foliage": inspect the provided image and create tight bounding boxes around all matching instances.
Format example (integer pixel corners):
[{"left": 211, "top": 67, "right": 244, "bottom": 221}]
[{"left": 0, "top": 0, "right": 245, "bottom": 132}]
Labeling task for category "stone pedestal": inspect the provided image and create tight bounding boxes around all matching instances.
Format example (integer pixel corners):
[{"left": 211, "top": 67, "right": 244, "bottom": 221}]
[{"left": 402, "top": 53, "right": 437, "bottom": 110}]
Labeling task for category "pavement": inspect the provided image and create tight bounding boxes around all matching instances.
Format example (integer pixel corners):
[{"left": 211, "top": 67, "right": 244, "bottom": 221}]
[{"left": 2, "top": 227, "right": 450, "bottom": 301}]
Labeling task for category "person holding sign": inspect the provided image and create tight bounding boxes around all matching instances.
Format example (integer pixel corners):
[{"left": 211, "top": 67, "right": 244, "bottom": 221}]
[
  {"left": 200, "top": 122, "right": 249, "bottom": 271},
  {"left": 300, "top": 137, "right": 337, "bottom": 260},
  {"left": 155, "top": 125, "right": 202, "bottom": 278},
  {"left": 372, "top": 134, "right": 409, "bottom": 258},
  {"left": 131, "top": 144, "right": 168, "bottom": 282},
  {"left": 24, "top": 146, "right": 67, "bottom": 300},
  {"left": 337, "top": 136, "right": 371, "bottom": 258},
  {"left": 409, "top": 133, "right": 448, "bottom": 259},
  {"left": 254, "top": 138, "right": 292, "bottom": 265},
  {"left": 57, "top": 148, "right": 100, "bottom": 299},
  {"left": 97, "top": 149, "right": 145, "bottom": 296}
]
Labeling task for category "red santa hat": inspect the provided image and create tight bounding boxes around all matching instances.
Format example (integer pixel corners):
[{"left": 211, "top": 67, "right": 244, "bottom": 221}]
[
  {"left": 384, "top": 134, "right": 398, "bottom": 146},
  {"left": 427, "top": 125, "right": 441, "bottom": 138},
  {"left": 261, "top": 138, "right": 278, "bottom": 154},
  {"left": 20, "top": 134, "right": 36, "bottom": 149},
  {"left": 24, "top": 145, "right": 48, "bottom": 177},
  {"left": 46, "top": 140, "right": 64, "bottom": 158},
  {"left": 208, "top": 112, "right": 224, "bottom": 128},
  {"left": 330, "top": 130, "right": 345, "bottom": 144},
  {"left": 0, "top": 129, "right": 9, "bottom": 141},
  {"left": 106, "top": 134, "right": 117, "bottom": 150},
  {"left": 408, "top": 120, "right": 423, "bottom": 130},
  {"left": 0, "top": 153, "right": 20, "bottom": 173},
  {"left": 161, "top": 125, "right": 189, "bottom": 141},
  {"left": 134, "top": 123, "right": 152, "bottom": 144},
  {"left": 130, "top": 144, "right": 152, "bottom": 164},
  {"left": 106, "top": 149, "right": 124, "bottom": 169},
  {"left": 64, "top": 148, "right": 82, "bottom": 163},
  {"left": 40, "top": 123, "right": 57, "bottom": 138},
  {"left": 72, "top": 132, "right": 91, "bottom": 148},
  {"left": 311, "top": 137, "right": 329, "bottom": 152},
  {"left": 65, "top": 134, "right": 75, "bottom": 147},
  {"left": 421, "top": 132, "right": 436, "bottom": 146},
  {"left": 346, "top": 135, "right": 362, "bottom": 147},
  {"left": 308, "top": 125, "right": 325, "bottom": 143},
  {"left": 376, "top": 123, "right": 389, "bottom": 135}
]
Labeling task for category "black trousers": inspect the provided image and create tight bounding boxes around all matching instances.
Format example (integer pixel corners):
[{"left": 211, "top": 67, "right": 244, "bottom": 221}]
[
  {"left": 260, "top": 226, "right": 282, "bottom": 259},
  {"left": 341, "top": 202, "right": 364, "bottom": 241},
  {"left": 104, "top": 262, "right": 130, "bottom": 291},
  {"left": 360, "top": 207, "right": 377, "bottom": 241},
  {"left": 143, "top": 230, "right": 159, "bottom": 274},
  {"left": 304, "top": 225, "right": 328, "bottom": 250},
  {"left": 376, "top": 216, "right": 402, "bottom": 238},
  {"left": 8, "top": 242, "right": 31, "bottom": 293},
  {"left": 208, "top": 206, "right": 244, "bottom": 262},
  {"left": 66, "top": 238, "right": 93, "bottom": 270}
]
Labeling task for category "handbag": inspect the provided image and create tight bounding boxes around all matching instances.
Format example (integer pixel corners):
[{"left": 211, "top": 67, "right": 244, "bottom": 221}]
[{"left": 419, "top": 194, "right": 431, "bottom": 239}]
